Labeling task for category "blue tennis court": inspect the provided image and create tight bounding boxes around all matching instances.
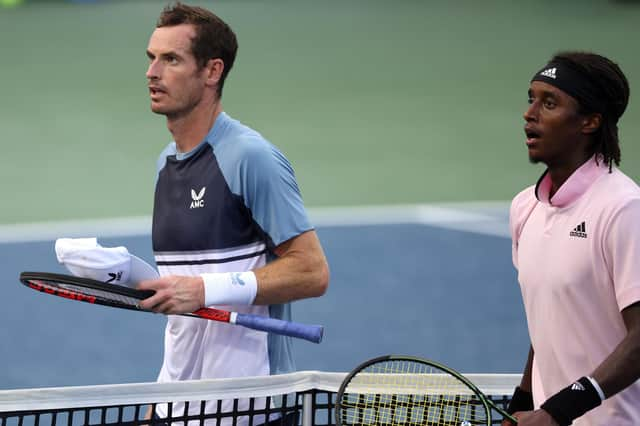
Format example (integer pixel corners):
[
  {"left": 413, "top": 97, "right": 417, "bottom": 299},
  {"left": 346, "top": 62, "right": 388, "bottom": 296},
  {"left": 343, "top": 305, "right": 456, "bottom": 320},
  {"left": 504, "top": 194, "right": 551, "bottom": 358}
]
[{"left": 0, "top": 204, "right": 529, "bottom": 390}]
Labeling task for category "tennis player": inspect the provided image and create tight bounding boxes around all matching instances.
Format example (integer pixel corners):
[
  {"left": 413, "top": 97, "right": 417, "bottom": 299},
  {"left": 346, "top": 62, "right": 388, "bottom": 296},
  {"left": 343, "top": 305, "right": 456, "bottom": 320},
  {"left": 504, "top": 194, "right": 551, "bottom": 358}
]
[
  {"left": 504, "top": 52, "right": 640, "bottom": 425},
  {"left": 137, "top": 2, "right": 329, "bottom": 425}
]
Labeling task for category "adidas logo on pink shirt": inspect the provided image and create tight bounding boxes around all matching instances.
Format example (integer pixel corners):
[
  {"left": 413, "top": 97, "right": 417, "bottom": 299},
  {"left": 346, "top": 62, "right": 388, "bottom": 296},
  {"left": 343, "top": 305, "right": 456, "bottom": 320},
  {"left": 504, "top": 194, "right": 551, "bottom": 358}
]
[{"left": 570, "top": 221, "right": 588, "bottom": 238}]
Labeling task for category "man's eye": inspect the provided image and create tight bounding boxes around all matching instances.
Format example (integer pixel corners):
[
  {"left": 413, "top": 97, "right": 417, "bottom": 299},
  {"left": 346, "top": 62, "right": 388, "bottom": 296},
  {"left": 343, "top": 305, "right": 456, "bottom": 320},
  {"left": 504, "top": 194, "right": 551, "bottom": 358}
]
[
  {"left": 544, "top": 100, "right": 556, "bottom": 109},
  {"left": 527, "top": 97, "right": 534, "bottom": 105}
]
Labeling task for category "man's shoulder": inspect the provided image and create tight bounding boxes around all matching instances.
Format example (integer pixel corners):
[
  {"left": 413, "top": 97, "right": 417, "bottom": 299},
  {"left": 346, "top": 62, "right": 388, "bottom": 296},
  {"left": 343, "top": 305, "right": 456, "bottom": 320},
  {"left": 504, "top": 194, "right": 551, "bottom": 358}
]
[
  {"left": 511, "top": 184, "right": 537, "bottom": 213},
  {"left": 155, "top": 142, "right": 177, "bottom": 171},
  {"left": 509, "top": 184, "right": 538, "bottom": 244},
  {"left": 220, "top": 114, "right": 270, "bottom": 147},
  {"left": 591, "top": 168, "right": 640, "bottom": 212},
  {"left": 158, "top": 141, "right": 177, "bottom": 156},
  {"left": 604, "top": 167, "right": 640, "bottom": 197},
  {"left": 216, "top": 116, "right": 286, "bottom": 167}
]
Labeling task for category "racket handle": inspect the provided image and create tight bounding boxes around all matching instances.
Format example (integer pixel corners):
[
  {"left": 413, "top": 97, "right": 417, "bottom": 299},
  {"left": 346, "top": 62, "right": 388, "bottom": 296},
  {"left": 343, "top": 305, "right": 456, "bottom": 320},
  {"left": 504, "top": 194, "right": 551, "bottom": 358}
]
[{"left": 234, "top": 312, "right": 324, "bottom": 344}]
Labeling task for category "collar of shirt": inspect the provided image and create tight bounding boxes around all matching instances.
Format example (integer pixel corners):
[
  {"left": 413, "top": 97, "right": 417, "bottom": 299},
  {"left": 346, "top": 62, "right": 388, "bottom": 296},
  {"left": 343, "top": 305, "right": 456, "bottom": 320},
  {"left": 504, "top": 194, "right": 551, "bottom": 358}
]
[
  {"left": 174, "top": 112, "right": 229, "bottom": 161},
  {"left": 534, "top": 155, "right": 609, "bottom": 207}
]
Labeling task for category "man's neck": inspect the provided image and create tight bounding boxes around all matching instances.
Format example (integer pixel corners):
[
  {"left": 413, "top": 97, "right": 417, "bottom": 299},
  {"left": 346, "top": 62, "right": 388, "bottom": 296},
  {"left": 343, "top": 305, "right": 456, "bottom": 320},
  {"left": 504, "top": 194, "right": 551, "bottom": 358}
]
[{"left": 167, "top": 101, "right": 223, "bottom": 153}]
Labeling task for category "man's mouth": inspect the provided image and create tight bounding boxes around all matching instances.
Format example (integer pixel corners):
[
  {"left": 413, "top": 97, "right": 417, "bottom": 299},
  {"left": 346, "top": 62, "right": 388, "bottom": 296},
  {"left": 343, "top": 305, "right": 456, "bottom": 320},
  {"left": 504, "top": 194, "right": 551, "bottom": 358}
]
[
  {"left": 525, "top": 128, "right": 541, "bottom": 145},
  {"left": 149, "top": 86, "right": 166, "bottom": 96}
]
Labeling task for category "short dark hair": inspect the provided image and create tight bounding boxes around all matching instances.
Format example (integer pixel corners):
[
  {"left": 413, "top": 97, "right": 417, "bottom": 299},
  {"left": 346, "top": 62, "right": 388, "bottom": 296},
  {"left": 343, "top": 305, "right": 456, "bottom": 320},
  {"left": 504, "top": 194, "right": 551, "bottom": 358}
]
[
  {"left": 550, "top": 51, "right": 630, "bottom": 169},
  {"left": 157, "top": 2, "right": 238, "bottom": 98}
]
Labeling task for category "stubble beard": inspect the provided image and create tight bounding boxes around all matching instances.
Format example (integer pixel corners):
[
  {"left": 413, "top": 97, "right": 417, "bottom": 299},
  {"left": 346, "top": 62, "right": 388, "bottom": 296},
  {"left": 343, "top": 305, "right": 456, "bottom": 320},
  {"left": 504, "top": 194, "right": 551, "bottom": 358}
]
[{"left": 152, "top": 96, "right": 200, "bottom": 121}]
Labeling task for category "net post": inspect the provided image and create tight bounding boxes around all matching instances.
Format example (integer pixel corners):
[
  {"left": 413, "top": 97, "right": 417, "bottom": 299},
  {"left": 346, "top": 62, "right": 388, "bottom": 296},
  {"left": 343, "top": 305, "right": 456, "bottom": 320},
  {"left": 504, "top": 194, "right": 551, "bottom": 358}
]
[{"left": 302, "top": 393, "right": 313, "bottom": 426}]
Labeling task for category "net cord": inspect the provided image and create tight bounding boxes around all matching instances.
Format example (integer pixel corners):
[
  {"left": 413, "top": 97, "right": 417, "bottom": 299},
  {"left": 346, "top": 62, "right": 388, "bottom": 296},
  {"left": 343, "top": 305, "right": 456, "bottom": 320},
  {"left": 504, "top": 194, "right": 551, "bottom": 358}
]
[{"left": 0, "top": 372, "right": 520, "bottom": 413}]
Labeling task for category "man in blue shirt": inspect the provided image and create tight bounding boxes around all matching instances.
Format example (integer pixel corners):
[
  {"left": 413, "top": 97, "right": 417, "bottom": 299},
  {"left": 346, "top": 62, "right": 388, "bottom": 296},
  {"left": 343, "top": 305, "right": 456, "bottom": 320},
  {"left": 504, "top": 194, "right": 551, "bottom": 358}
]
[{"left": 138, "top": 3, "right": 329, "bottom": 424}]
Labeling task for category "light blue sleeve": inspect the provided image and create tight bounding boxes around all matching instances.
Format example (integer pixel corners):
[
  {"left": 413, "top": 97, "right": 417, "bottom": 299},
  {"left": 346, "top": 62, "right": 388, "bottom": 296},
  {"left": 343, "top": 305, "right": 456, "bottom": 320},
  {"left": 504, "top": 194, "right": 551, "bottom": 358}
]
[{"left": 218, "top": 136, "right": 313, "bottom": 247}]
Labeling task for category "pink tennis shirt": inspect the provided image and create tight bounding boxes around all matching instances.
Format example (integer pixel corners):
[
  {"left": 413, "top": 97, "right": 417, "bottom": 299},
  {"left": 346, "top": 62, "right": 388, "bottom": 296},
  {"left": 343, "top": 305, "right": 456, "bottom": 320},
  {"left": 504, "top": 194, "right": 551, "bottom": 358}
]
[{"left": 510, "top": 156, "right": 640, "bottom": 425}]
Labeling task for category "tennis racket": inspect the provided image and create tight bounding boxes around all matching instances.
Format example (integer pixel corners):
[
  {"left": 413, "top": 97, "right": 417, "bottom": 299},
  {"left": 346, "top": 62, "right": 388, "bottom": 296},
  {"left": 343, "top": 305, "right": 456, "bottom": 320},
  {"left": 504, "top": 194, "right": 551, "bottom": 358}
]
[
  {"left": 19, "top": 271, "right": 323, "bottom": 344},
  {"left": 336, "top": 355, "right": 517, "bottom": 425}
]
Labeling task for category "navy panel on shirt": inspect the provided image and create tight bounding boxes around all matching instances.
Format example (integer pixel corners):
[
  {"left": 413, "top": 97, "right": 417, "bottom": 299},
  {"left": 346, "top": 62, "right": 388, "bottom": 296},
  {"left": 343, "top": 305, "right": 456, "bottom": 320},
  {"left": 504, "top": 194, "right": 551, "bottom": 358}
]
[{"left": 152, "top": 143, "right": 263, "bottom": 253}]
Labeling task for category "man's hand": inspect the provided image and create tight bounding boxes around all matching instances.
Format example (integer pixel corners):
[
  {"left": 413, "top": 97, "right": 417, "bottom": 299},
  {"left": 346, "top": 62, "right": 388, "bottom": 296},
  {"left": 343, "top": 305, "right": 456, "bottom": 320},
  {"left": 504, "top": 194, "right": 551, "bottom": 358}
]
[
  {"left": 502, "top": 410, "right": 559, "bottom": 425},
  {"left": 137, "top": 275, "right": 204, "bottom": 314},
  {"left": 501, "top": 414, "right": 517, "bottom": 426}
]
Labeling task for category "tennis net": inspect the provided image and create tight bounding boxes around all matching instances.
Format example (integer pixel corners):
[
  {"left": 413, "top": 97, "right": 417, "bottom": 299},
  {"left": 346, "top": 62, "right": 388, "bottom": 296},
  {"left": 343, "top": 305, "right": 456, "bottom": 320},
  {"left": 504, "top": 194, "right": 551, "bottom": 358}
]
[{"left": 0, "top": 371, "right": 520, "bottom": 426}]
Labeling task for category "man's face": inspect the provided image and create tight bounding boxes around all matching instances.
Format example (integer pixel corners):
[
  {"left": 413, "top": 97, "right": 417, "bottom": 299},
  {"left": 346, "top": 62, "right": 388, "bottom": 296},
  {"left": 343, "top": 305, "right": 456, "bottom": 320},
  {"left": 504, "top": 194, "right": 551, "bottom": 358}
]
[
  {"left": 146, "top": 24, "right": 207, "bottom": 118},
  {"left": 523, "top": 81, "right": 587, "bottom": 167}
]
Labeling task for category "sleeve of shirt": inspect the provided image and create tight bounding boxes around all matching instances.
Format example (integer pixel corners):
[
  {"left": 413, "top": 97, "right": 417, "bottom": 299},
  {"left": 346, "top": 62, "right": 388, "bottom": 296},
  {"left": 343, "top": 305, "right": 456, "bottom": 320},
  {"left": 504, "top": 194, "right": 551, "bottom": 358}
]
[
  {"left": 154, "top": 142, "right": 176, "bottom": 182},
  {"left": 510, "top": 186, "right": 537, "bottom": 270},
  {"left": 605, "top": 198, "right": 640, "bottom": 311},
  {"left": 239, "top": 140, "right": 313, "bottom": 248}
]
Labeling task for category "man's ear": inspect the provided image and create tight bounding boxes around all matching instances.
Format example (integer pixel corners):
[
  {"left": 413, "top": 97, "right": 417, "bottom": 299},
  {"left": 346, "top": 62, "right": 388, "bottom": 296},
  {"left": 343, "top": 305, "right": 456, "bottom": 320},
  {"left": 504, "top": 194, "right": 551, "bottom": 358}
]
[
  {"left": 204, "top": 58, "right": 224, "bottom": 88},
  {"left": 582, "top": 113, "right": 602, "bottom": 135}
]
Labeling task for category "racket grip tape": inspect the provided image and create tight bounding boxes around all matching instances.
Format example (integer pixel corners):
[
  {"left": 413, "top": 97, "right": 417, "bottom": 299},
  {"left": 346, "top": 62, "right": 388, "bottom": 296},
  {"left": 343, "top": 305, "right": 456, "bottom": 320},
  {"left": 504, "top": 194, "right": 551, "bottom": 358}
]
[{"left": 234, "top": 312, "right": 324, "bottom": 344}]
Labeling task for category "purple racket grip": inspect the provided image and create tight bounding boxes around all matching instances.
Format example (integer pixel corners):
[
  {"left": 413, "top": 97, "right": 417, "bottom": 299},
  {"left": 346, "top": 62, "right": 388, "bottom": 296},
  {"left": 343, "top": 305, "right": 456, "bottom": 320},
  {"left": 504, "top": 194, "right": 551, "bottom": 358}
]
[{"left": 234, "top": 312, "right": 323, "bottom": 343}]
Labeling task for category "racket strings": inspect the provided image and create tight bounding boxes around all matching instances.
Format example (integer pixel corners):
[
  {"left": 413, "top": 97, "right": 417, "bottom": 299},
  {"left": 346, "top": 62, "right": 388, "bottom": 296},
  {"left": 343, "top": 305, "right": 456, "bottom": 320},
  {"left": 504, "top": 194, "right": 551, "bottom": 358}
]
[
  {"left": 339, "top": 359, "right": 488, "bottom": 425},
  {"left": 44, "top": 280, "right": 142, "bottom": 307}
]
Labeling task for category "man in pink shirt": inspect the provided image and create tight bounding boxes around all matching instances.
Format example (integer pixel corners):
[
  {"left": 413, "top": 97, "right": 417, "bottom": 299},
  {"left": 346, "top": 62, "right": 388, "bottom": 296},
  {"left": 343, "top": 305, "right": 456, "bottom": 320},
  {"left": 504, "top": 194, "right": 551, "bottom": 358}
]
[{"left": 504, "top": 52, "right": 640, "bottom": 425}]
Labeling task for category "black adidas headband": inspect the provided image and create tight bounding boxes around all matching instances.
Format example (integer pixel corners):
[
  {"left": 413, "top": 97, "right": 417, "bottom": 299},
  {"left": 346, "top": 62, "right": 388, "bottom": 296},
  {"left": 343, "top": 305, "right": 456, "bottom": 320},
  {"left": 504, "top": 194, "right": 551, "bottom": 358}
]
[{"left": 531, "top": 60, "right": 608, "bottom": 114}]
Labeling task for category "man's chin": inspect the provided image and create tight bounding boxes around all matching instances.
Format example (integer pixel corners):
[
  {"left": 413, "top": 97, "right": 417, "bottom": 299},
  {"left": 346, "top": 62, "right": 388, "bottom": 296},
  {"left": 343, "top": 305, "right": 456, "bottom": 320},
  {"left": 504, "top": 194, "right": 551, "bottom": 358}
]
[
  {"left": 528, "top": 150, "right": 543, "bottom": 165},
  {"left": 150, "top": 104, "right": 167, "bottom": 115},
  {"left": 151, "top": 103, "right": 188, "bottom": 119},
  {"left": 528, "top": 155, "right": 542, "bottom": 165}
]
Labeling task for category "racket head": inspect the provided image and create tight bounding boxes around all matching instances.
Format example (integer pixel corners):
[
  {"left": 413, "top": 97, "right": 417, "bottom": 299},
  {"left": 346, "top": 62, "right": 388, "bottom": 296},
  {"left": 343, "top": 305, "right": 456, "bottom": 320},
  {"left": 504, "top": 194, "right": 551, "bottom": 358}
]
[
  {"left": 335, "top": 355, "right": 493, "bottom": 426},
  {"left": 19, "top": 271, "right": 154, "bottom": 312}
]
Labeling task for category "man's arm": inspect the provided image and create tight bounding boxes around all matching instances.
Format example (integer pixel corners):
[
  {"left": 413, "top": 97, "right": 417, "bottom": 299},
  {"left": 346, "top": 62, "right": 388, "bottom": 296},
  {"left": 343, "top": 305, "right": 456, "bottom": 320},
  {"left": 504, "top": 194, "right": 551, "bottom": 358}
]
[
  {"left": 502, "top": 345, "right": 534, "bottom": 425},
  {"left": 137, "top": 230, "right": 328, "bottom": 314},
  {"left": 591, "top": 302, "right": 640, "bottom": 397},
  {"left": 513, "top": 303, "right": 640, "bottom": 425},
  {"left": 520, "top": 346, "right": 534, "bottom": 392},
  {"left": 253, "top": 229, "right": 329, "bottom": 304}
]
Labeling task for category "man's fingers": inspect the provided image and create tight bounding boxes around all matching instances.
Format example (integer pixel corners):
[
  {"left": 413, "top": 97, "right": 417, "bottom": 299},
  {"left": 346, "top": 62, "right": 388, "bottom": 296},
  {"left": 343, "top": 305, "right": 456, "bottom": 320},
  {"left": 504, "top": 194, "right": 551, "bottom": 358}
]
[
  {"left": 135, "top": 276, "right": 201, "bottom": 314},
  {"left": 137, "top": 278, "right": 165, "bottom": 291},
  {"left": 137, "top": 288, "right": 182, "bottom": 314},
  {"left": 137, "top": 287, "right": 170, "bottom": 311},
  {"left": 137, "top": 294, "right": 161, "bottom": 311},
  {"left": 501, "top": 411, "right": 519, "bottom": 426},
  {"left": 136, "top": 278, "right": 172, "bottom": 310}
]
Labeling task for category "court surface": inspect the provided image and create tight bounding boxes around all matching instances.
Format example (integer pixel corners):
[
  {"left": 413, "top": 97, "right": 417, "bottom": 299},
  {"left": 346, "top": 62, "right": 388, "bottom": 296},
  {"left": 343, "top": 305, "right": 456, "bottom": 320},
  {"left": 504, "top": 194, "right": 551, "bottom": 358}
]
[{"left": 0, "top": 203, "right": 529, "bottom": 390}]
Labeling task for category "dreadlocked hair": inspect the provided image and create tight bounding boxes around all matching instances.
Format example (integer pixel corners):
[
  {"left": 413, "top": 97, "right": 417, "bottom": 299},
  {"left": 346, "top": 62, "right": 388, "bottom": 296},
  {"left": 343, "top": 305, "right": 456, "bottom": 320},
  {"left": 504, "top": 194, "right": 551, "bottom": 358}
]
[{"left": 551, "top": 52, "right": 630, "bottom": 171}]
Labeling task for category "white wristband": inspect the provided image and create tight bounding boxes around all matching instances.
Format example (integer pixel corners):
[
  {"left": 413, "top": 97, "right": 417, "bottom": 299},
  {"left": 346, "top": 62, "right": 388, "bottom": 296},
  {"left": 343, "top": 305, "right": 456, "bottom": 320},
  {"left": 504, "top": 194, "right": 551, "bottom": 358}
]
[
  {"left": 586, "top": 376, "right": 606, "bottom": 401},
  {"left": 200, "top": 272, "right": 257, "bottom": 306}
]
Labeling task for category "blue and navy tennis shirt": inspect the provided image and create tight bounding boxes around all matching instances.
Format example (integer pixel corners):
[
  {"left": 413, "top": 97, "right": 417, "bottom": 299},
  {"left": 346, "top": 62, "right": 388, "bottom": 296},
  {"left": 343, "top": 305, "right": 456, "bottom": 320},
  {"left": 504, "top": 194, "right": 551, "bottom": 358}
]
[{"left": 151, "top": 112, "right": 312, "bottom": 421}]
